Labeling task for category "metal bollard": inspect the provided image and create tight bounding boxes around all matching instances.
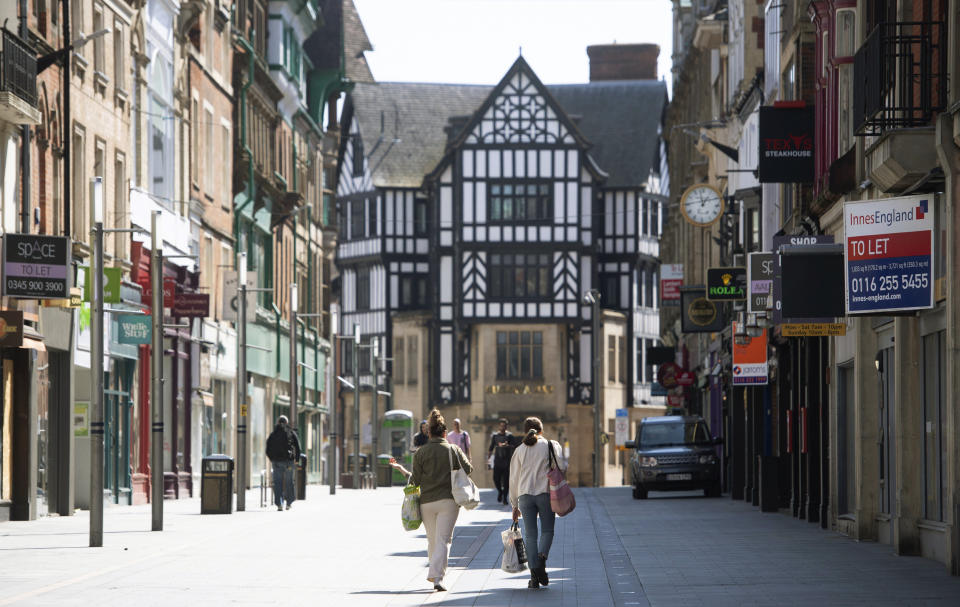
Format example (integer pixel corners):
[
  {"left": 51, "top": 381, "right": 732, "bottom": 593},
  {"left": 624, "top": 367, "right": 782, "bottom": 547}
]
[{"left": 259, "top": 470, "right": 266, "bottom": 508}]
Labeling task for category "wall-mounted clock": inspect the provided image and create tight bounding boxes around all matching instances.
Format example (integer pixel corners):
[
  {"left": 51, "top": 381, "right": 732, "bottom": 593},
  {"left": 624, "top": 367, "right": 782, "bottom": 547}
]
[{"left": 679, "top": 184, "right": 724, "bottom": 227}]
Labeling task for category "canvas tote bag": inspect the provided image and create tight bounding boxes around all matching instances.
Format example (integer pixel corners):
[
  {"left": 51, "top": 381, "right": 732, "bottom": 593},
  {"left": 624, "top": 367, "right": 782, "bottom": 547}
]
[{"left": 448, "top": 445, "right": 480, "bottom": 509}]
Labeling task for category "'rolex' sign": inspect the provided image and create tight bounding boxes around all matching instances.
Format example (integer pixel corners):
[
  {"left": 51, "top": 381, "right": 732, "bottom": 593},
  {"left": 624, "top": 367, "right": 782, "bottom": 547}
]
[{"left": 706, "top": 267, "right": 746, "bottom": 301}]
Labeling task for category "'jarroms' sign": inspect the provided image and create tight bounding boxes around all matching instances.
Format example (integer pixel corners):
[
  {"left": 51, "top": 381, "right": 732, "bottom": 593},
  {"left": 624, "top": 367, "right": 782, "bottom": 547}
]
[{"left": 3, "top": 234, "right": 71, "bottom": 299}]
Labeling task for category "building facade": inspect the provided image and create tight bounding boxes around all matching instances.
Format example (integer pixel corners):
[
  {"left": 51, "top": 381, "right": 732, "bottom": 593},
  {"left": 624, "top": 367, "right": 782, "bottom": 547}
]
[{"left": 335, "top": 48, "right": 668, "bottom": 487}]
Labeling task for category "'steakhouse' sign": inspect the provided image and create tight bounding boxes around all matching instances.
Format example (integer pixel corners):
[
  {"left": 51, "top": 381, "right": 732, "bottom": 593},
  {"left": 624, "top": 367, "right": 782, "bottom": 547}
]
[
  {"left": 706, "top": 267, "right": 746, "bottom": 301},
  {"left": 758, "top": 104, "right": 814, "bottom": 183},
  {"left": 3, "top": 234, "right": 71, "bottom": 299}
]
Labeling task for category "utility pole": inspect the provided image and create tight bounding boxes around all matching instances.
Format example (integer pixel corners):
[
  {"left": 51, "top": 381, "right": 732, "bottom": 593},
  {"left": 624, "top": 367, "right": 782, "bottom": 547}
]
[
  {"left": 236, "top": 253, "right": 248, "bottom": 511},
  {"left": 289, "top": 282, "right": 298, "bottom": 495},
  {"left": 585, "top": 289, "right": 602, "bottom": 488},
  {"left": 89, "top": 178, "right": 105, "bottom": 547},
  {"left": 370, "top": 338, "right": 378, "bottom": 490},
  {"left": 329, "top": 307, "right": 338, "bottom": 495},
  {"left": 150, "top": 211, "right": 164, "bottom": 529},
  {"left": 352, "top": 324, "right": 360, "bottom": 489}
]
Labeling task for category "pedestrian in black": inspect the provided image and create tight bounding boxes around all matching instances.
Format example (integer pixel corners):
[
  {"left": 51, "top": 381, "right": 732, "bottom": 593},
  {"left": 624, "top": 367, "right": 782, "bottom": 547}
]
[
  {"left": 487, "top": 418, "right": 514, "bottom": 505},
  {"left": 266, "top": 415, "right": 301, "bottom": 511},
  {"left": 412, "top": 420, "right": 429, "bottom": 451}
]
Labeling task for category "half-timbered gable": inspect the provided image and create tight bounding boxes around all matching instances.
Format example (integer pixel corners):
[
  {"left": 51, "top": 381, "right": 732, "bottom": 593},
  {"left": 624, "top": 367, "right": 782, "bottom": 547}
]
[{"left": 335, "top": 56, "right": 668, "bottom": 426}]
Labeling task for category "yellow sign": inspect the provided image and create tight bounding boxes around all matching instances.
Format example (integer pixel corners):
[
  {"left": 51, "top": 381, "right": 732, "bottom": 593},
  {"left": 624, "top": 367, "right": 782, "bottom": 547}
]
[
  {"left": 485, "top": 384, "right": 554, "bottom": 395},
  {"left": 69, "top": 287, "right": 82, "bottom": 308},
  {"left": 240, "top": 404, "right": 248, "bottom": 417},
  {"left": 781, "top": 323, "right": 847, "bottom": 337}
]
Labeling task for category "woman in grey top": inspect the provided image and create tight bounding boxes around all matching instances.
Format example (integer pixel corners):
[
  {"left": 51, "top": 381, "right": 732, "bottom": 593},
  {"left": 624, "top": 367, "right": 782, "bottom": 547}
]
[{"left": 408, "top": 408, "right": 473, "bottom": 592}]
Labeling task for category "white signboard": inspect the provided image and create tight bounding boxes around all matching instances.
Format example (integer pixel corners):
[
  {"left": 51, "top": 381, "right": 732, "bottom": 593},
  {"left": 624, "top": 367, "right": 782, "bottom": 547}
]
[
  {"left": 222, "top": 270, "right": 257, "bottom": 322},
  {"left": 843, "top": 195, "right": 934, "bottom": 314},
  {"left": 615, "top": 409, "right": 629, "bottom": 447}
]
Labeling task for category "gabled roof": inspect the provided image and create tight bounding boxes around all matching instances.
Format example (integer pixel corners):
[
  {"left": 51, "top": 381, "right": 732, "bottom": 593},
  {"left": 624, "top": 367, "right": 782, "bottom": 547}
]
[
  {"left": 344, "top": 61, "right": 667, "bottom": 190},
  {"left": 549, "top": 80, "right": 668, "bottom": 188},
  {"left": 348, "top": 82, "right": 491, "bottom": 188}
]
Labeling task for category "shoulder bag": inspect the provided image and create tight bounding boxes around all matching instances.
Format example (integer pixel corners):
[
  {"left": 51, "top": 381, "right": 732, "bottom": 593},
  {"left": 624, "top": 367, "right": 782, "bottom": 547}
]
[
  {"left": 448, "top": 446, "right": 480, "bottom": 509},
  {"left": 547, "top": 441, "right": 576, "bottom": 516}
]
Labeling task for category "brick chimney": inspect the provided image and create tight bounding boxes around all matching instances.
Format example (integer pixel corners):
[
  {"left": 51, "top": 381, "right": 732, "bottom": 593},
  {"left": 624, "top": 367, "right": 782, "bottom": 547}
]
[{"left": 587, "top": 43, "right": 659, "bottom": 81}]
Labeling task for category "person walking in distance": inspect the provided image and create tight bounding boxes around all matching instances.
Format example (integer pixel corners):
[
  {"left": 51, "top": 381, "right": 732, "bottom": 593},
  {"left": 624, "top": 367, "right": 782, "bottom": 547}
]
[
  {"left": 412, "top": 420, "right": 429, "bottom": 451},
  {"left": 447, "top": 418, "right": 471, "bottom": 460},
  {"left": 487, "top": 418, "right": 515, "bottom": 505},
  {"left": 409, "top": 409, "right": 473, "bottom": 592},
  {"left": 265, "top": 415, "right": 301, "bottom": 511},
  {"left": 510, "top": 417, "right": 566, "bottom": 589}
]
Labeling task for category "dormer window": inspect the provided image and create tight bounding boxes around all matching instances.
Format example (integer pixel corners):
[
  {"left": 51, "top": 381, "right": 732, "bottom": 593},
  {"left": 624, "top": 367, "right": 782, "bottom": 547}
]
[{"left": 488, "top": 182, "right": 552, "bottom": 223}]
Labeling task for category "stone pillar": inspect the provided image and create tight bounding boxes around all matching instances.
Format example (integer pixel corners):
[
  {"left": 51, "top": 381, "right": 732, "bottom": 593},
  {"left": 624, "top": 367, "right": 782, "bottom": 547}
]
[
  {"left": 893, "top": 317, "right": 922, "bottom": 555},
  {"left": 854, "top": 318, "right": 880, "bottom": 541}
]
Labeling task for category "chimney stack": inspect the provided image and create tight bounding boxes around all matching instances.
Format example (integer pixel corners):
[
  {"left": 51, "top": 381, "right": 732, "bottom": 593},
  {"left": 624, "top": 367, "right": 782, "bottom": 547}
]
[{"left": 587, "top": 43, "right": 659, "bottom": 81}]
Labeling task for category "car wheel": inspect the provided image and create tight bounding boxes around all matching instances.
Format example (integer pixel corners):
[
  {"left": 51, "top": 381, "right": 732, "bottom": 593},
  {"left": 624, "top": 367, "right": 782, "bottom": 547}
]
[{"left": 633, "top": 484, "right": 648, "bottom": 500}]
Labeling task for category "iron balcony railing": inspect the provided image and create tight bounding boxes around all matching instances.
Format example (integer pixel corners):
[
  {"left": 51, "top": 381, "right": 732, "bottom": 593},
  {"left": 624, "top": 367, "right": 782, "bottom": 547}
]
[
  {"left": 853, "top": 21, "right": 947, "bottom": 136},
  {"left": 0, "top": 28, "right": 37, "bottom": 107}
]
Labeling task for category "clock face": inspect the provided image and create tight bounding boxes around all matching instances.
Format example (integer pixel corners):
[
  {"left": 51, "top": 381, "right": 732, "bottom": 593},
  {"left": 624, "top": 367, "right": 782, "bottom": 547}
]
[{"left": 680, "top": 185, "right": 724, "bottom": 226}]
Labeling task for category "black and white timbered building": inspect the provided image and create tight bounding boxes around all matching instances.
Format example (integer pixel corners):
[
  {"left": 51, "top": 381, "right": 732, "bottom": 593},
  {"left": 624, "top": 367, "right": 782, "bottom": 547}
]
[{"left": 335, "top": 54, "right": 667, "bottom": 482}]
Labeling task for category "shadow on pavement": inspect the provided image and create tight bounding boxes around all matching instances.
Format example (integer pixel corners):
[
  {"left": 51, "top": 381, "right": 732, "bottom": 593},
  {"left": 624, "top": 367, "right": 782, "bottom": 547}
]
[
  {"left": 388, "top": 550, "right": 427, "bottom": 558},
  {"left": 350, "top": 589, "right": 434, "bottom": 596}
]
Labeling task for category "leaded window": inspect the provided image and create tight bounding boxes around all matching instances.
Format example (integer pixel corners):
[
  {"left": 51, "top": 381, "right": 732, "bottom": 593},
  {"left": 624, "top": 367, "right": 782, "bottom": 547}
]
[
  {"left": 356, "top": 267, "right": 370, "bottom": 311},
  {"left": 489, "top": 253, "right": 551, "bottom": 299},
  {"left": 496, "top": 331, "right": 543, "bottom": 380},
  {"left": 350, "top": 199, "right": 364, "bottom": 240},
  {"left": 488, "top": 183, "right": 552, "bottom": 223},
  {"left": 399, "top": 275, "right": 429, "bottom": 309}
]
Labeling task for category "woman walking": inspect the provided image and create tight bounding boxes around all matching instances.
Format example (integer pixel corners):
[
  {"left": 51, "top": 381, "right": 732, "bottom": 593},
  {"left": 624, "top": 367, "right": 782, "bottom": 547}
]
[
  {"left": 510, "top": 416, "right": 566, "bottom": 589},
  {"left": 409, "top": 409, "right": 473, "bottom": 591}
]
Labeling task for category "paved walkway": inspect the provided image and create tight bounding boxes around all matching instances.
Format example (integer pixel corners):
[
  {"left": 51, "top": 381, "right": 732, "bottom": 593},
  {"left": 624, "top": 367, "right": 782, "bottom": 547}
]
[{"left": 1, "top": 486, "right": 959, "bottom": 605}]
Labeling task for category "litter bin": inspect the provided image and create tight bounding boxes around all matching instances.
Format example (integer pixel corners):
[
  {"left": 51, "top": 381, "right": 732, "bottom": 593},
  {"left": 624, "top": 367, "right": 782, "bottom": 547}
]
[
  {"left": 377, "top": 454, "right": 393, "bottom": 487},
  {"left": 201, "top": 454, "right": 234, "bottom": 514},
  {"left": 296, "top": 453, "right": 307, "bottom": 500}
]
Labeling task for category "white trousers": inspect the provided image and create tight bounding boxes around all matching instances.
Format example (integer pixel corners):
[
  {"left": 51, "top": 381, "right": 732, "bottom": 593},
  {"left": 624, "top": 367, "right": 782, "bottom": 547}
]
[{"left": 421, "top": 498, "right": 459, "bottom": 582}]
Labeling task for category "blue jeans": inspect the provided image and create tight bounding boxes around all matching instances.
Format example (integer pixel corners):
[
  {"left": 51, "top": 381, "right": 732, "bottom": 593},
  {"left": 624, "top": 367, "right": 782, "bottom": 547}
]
[
  {"left": 272, "top": 460, "right": 294, "bottom": 506},
  {"left": 519, "top": 492, "right": 555, "bottom": 569}
]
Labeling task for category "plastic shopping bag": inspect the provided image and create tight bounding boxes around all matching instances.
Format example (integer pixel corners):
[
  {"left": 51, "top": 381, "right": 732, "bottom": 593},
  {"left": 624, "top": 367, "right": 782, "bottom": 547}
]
[
  {"left": 401, "top": 484, "right": 422, "bottom": 531},
  {"left": 500, "top": 522, "right": 527, "bottom": 573}
]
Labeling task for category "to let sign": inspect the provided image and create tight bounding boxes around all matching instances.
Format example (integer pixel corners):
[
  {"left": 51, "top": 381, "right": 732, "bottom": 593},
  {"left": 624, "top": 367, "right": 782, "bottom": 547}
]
[
  {"left": 660, "top": 264, "right": 683, "bottom": 306},
  {"left": 3, "top": 234, "right": 70, "bottom": 299},
  {"left": 117, "top": 315, "right": 151, "bottom": 345},
  {"left": 843, "top": 195, "right": 934, "bottom": 314},
  {"left": 732, "top": 321, "right": 768, "bottom": 385}
]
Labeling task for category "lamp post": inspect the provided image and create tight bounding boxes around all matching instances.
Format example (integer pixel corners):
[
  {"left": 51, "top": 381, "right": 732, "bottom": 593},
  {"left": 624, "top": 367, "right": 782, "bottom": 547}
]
[
  {"left": 370, "top": 338, "right": 379, "bottom": 490},
  {"left": 329, "top": 307, "right": 338, "bottom": 495},
  {"left": 89, "top": 178, "right": 105, "bottom": 547},
  {"left": 150, "top": 211, "right": 163, "bottom": 529},
  {"left": 584, "top": 289, "right": 602, "bottom": 488},
  {"left": 289, "top": 282, "right": 298, "bottom": 440},
  {"left": 352, "top": 324, "right": 360, "bottom": 489},
  {"left": 236, "top": 252, "right": 248, "bottom": 511}
]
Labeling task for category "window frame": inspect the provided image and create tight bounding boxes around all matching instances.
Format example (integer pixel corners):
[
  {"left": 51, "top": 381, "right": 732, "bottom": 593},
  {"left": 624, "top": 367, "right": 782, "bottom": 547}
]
[
  {"left": 495, "top": 330, "right": 543, "bottom": 380},
  {"left": 488, "top": 252, "right": 552, "bottom": 300},
  {"left": 487, "top": 181, "right": 553, "bottom": 224}
]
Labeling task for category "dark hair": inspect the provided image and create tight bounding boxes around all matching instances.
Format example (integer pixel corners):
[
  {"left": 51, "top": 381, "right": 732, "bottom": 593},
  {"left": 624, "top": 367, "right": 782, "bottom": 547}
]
[
  {"left": 498, "top": 418, "right": 508, "bottom": 426},
  {"left": 427, "top": 409, "right": 446, "bottom": 437},
  {"left": 522, "top": 416, "right": 543, "bottom": 446}
]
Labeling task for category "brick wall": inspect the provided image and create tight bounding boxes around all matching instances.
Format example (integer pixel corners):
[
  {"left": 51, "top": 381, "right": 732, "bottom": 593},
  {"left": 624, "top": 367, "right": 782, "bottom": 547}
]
[{"left": 587, "top": 44, "right": 659, "bottom": 81}]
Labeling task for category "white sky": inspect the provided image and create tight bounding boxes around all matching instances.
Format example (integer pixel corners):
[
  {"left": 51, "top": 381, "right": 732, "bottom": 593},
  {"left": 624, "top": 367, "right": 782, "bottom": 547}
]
[{"left": 352, "top": 0, "right": 673, "bottom": 94}]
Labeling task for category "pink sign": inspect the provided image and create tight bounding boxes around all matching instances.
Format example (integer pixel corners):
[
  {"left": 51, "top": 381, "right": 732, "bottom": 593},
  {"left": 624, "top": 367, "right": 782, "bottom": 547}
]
[{"left": 661, "top": 264, "right": 683, "bottom": 305}]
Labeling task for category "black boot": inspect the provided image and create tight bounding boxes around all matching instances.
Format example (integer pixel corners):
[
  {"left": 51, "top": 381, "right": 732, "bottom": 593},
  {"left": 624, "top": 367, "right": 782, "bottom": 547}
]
[
  {"left": 535, "top": 554, "right": 549, "bottom": 586},
  {"left": 527, "top": 569, "right": 540, "bottom": 589}
]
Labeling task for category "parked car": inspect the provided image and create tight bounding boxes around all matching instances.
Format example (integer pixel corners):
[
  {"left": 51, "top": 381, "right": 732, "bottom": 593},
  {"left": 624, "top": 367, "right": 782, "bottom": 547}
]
[{"left": 625, "top": 415, "right": 722, "bottom": 499}]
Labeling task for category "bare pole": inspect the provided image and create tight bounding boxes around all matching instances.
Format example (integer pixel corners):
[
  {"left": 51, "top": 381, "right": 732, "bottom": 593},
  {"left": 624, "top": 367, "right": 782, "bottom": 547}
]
[
  {"left": 352, "top": 324, "right": 360, "bottom": 489},
  {"left": 370, "top": 337, "right": 378, "bottom": 490},
  {"left": 289, "top": 282, "right": 298, "bottom": 494},
  {"left": 237, "top": 253, "right": 248, "bottom": 511},
  {"left": 89, "top": 178, "right": 104, "bottom": 547},
  {"left": 151, "top": 210, "right": 164, "bottom": 530},
  {"left": 329, "top": 307, "right": 338, "bottom": 495}
]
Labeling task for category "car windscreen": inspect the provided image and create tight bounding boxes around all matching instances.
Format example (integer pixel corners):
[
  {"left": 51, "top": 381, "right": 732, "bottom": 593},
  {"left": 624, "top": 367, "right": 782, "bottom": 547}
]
[{"left": 639, "top": 422, "right": 709, "bottom": 448}]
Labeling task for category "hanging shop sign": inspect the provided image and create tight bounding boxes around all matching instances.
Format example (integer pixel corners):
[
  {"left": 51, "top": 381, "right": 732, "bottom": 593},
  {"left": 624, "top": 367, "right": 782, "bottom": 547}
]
[
  {"left": 656, "top": 362, "right": 682, "bottom": 389},
  {"left": 747, "top": 253, "right": 774, "bottom": 313},
  {"left": 222, "top": 270, "right": 258, "bottom": 322},
  {"left": 757, "top": 104, "right": 814, "bottom": 183},
  {"left": 731, "top": 321, "right": 768, "bottom": 385},
  {"left": 172, "top": 293, "right": 210, "bottom": 318},
  {"left": 138, "top": 275, "right": 177, "bottom": 309},
  {"left": 680, "top": 288, "right": 724, "bottom": 333},
  {"left": 117, "top": 314, "right": 151, "bottom": 345},
  {"left": 2, "top": 234, "right": 71, "bottom": 299},
  {"left": 706, "top": 267, "right": 746, "bottom": 301},
  {"left": 843, "top": 195, "right": 934, "bottom": 314},
  {"left": 771, "top": 234, "right": 834, "bottom": 326},
  {"left": 82, "top": 266, "right": 122, "bottom": 304},
  {"left": 660, "top": 264, "right": 683, "bottom": 306},
  {"left": 0, "top": 311, "right": 24, "bottom": 347}
]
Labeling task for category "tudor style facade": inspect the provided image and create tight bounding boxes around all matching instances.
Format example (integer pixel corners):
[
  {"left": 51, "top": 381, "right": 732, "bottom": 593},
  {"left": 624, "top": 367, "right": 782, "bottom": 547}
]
[{"left": 336, "top": 51, "right": 667, "bottom": 486}]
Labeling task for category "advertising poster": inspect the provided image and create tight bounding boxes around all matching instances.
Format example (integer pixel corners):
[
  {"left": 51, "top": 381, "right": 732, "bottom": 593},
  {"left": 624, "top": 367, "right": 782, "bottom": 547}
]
[
  {"left": 844, "top": 195, "right": 934, "bottom": 314},
  {"left": 731, "top": 322, "right": 768, "bottom": 385},
  {"left": 747, "top": 253, "right": 774, "bottom": 313}
]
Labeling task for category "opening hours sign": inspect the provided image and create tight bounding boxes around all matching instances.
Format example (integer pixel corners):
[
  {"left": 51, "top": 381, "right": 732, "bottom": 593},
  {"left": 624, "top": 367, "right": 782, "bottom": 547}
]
[{"left": 843, "top": 195, "right": 934, "bottom": 314}]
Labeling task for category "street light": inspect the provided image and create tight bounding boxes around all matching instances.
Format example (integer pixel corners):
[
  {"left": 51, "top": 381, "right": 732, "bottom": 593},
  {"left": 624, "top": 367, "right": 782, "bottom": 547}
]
[
  {"left": 89, "top": 178, "right": 105, "bottom": 547},
  {"left": 329, "top": 307, "right": 338, "bottom": 495},
  {"left": 583, "top": 288, "right": 602, "bottom": 488},
  {"left": 289, "top": 282, "right": 299, "bottom": 498}
]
